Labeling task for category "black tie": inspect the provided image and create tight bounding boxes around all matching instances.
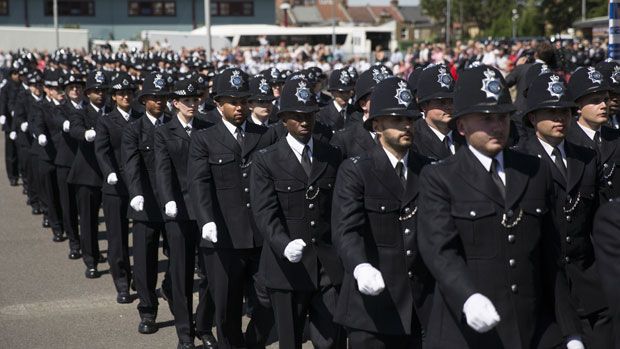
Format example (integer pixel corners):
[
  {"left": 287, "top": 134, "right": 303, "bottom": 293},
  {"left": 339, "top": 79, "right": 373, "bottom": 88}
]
[
  {"left": 300, "top": 145, "right": 312, "bottom": 177},
  {"left": 551, "top": 146, "right": 567, "bottom": 181},
  {"left": 490, "top": 159, "right": 506, "bottom": 201},
  {"left": 235, "top": 127, "right": 244, "bottom": 148},
  {"left": 594, "top": 131, "right": 602, "bottom": 149},
  {"left": 154, "top": 118, "right": 162, "bottom": 126},
  {"left": 185, "top": 125, "right": 192, "bottom": 136},
  {"left": 395, "top": 161, "right": 406, "bottom": 189},
  {"left": 442, "top": 135, "right": 451, "bottom": 153}
]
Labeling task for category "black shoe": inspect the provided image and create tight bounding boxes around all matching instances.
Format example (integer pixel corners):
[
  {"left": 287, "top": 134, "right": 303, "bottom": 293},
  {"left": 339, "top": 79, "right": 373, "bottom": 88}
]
[
  {"left": 85, "top": 268, "right": 100, "bottom": 279},
  {"left": 32, "top": 207, "right": 42, "bottom": 215},
  {"left": 52, "top": 230, "right": 66, "bottom": 242},
  {"left": 68, "top": 249, "right": 82, "bottom": 260},
  {"left": 97, "top": 254, "right": 107, "bottom": 263},
  {"left": 200, "top": 334, "right": 217, "bottom": 349},
  {"left": 116, "top": 291, "right": 132, "bottom": 304},
  {"left": 138, "top": 318, "right": 158, "bottom": 334},
  {"left": 42, "top": 217, "right": 50, "bottom": 228},
  {"left": 9, "top": 178, "right": 18, "bottom": 186},
  {"left": 177, "top": 342, "right": 196, "bottom": 349}
]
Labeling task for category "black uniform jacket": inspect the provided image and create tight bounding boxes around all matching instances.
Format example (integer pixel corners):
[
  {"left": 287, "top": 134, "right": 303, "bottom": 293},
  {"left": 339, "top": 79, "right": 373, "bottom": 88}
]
[
  {"left": 155, "top": 116, "right": 213, "bottom": 222},
  {"left": 67, "top": 104, "right": 109, "bottom": 187},
  {"left": 95, "top": 107, "right": 142, "bottom": 197},
  {"left": 52, "top": 101, "right": 79, "bottom": 168},
  {"left": 188, "top": 119, "right": 277, "bottom": 249},
  {"left": 122, "top": 114, "right": 171, "bottom": 222},
  {"left": 567, "top": 121, "right": 620, "bottom": 201},
  {"left": 331, "top": 146, "right": 434, "bottom": 336},
  {"left": 329, "top": 122, "right": 377, "bottom": 159},
  {"left": 316, "top": 101, "right": 353, "bottom": 132},
  {"left": 516, "top": 137, "right": 608, "bottom": 317},
  {"left": 251, "top": 136, "right": 344, "bottom": 291},
  {"left": 11, "top": 91, "right": 37, "bottom": 149},
  {"left": 411, "top": 118, "right": 465, "bottom": 161},
  {"left": 417, "top": 146, "right": 577, "bottom": 349},
  {"left": 32, "top": 98, "right": 59, "bottom": 163}
]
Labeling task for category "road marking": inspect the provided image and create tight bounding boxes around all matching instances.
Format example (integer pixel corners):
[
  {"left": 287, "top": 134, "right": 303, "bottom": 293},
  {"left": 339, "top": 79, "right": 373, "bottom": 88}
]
[{"left": 0, "top": 295, "right": 119, "bottom": 317}]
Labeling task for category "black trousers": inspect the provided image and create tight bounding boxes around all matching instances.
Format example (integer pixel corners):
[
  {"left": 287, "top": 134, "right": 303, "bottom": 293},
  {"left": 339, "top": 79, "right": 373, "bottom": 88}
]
[
  {"left": 4, "top": 133, "right": 18, "bottom": 181},
  {"left": 75, "top": 184, "right": 102, "bottom": 268},
  {"left": 582, "top": 309, "right": 614, "bottom": 349},
  {"left": 102, "top": 194, "right": 131, "bottom": 293},
  {"left": 16, "top": 143, "right": 29, "bottom": 188},
  {"left": 133, "top": 220, "right": 167, "bottom": 320},
  {"left": 195, "top": 248, "right": 216, "bottom": 337},
  {"left": 269, "top": 285, "right": 345, "bottom": 349},
  {"left": 38, "top": 160, "right": 63, "bottom": 231},
  {"left": 165, "top": 220, "right": 199, "bottom": 342},
  {"left": 199, "top": 247, "right": 274, "bottom": 349},
  {"left": 25, "top": 151, "right": 41, "bottom": 209},
  {"left": 56, "top": 166, "right": 80, "bottom": 251},
  {"left": 347, "top": 328, "right": 422, "bottom": 349}
]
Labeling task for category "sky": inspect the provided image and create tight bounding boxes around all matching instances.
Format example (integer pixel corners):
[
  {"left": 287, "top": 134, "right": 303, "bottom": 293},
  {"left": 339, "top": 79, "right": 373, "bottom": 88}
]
[{"left": 347, "top": 0, "right": 420, "bottom": 6}]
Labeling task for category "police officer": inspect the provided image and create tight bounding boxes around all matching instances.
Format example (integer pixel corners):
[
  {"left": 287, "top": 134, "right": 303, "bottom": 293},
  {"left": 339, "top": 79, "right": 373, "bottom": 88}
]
[
  {"left": 188, "top": 68, "right": 276, "bottom": 349},
  {"left": 316, "top": 69, "right": 354, "bottom": 132},
  {"left": 247, "top": 74, "right": 277, "bottom": 127},
  {"left": 251, "top": 78, "right": 346, "bottom": 349},
  {"left": 567, "top": 65, "right": 620, "bottom": 200},
  {"left": 596, "top": 60, "right": 620, "bottom": 129},
  {"left": 418, "top": 65, "right": 582, "bottom": 349},
  {"left": 0, "top": 66, "right": 21, "bottom": 186},
  {"left": 331, "top": 77, "right": 432, "bottom": 348},
  {"left": 122, "top": 72, "right": 171, "bottom": 335},
  {"left": 95, "top": 72, "right": 141, "bottom": 303},
  {"left": 67, "top": 69, "right": 109, "bottom": 279},
  {"left": 519, "top": 70, "right": 612, "bottom": 349},
  {"left": 412, "top": 64, "right": 464, "bottom": 161},
  {"left": 154, "top": 79, "right": 215, "bottom": 349}
]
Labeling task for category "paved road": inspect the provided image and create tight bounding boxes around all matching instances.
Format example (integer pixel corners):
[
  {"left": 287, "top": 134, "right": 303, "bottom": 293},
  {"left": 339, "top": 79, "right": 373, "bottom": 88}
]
[{"left": 0, "top": 133, "right": 302, "bottom": 348}]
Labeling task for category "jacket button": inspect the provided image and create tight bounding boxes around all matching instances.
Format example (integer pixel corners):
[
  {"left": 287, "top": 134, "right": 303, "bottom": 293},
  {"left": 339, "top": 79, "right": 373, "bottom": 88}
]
[
  {"left": 608, "top": 181, "right": 613, "bottom": 186},
  {"left": 310, "top": 221, "right": 316, "bottom": 227},
  {"left": 328, "top": 183, "right": 332, "bottom": 188},
  {"left": 406, "top": 250, "right": 412, "bottom": 256},
  {"left": 380, "top": 206, "right": 386, "bottom": 212},
  {"left": 507, "top": 234, "right": 515, "bottom": 243},
  {"left": 408, "top": 271, "right": 413, "bottom": 278},
  {"left": 505, "top": 209, "right": 513, "bottom": 217},
  {"left": 509, "top": 259, "right": 516, "bottom": 267},
  {"left": 404, "top": 207, "right": 411, "bottom": 213},
  {"left": 565, "top": 236, "right": 572, "bottom": 243},
  {"left": 469, "top": 211, "right": 477, "bottom": 217},
  {"left": 404, "top": 228, "right": 410, "bottom": 235},
  {"left": 244, "top": 188, "right": 249, "bottom": 193},
  {"left": 242, "top": 173, "right": 247, "bottom": 178},
  {"left": 565, "top": 215, "right": 571, "bottom": 222},
  {"left": 604, "top": 163, "right": 609, "bottom": 168},
  {"left": 311, "top": 237, "right": 316, "bottom": 243},
  {"left": 511, "top": 284, "right": 518, "bottom": 293},
  {"left": 308, "top": 203, "right": 314, "bottom": 209},
  {"left": 309, "top": 185, "right": 314, "bottom": 191},
  {"left": 287, "top": 186, "right": 291, "bottom": 191},
  {"left": 246, "top": 203, "right": 251, "bottom": 208},
  {"left": 565, "top": 256, "right": 571, "bottom": 263},
  {"left": 535, "top": 208, "right": 542, "bottom": 214},
  {"left": 218, "top": 159, "right": 222, "bottom": 163}
]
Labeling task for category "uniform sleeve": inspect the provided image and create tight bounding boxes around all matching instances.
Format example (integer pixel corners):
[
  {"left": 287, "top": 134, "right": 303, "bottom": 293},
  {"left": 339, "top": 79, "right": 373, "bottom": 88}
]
[
  {"left": 68, "top": 109, "right": 87, "bottom": 141},
  {"left": 31, "top": 102, "right": 45, "bottom": 137},
  {"left": 188, "top": 132, "right": 216, "bottom": 228},
  {"left": 416, "top": 165, "right": 477, "bottom": 316},
  {"left": 154, "top": 128, "right": 175, "bottom": 206},
  {"left": 94, "top": 117, "right": 115, "bottom": 178},
  {"left": 121, "top": 122, "right": 143, "bottom": 198}
]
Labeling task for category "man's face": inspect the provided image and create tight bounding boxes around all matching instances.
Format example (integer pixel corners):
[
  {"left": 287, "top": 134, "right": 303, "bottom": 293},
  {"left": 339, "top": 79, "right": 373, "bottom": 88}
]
[
  {"left": 272, "top": 83, "right": 283, "bottom": 97},
  {"left": 577, "top": 91, "right": 609, "bottom": 126},
  {"left": 216, "top": 96, "right": 250, "bottom": 126},
  {"left": 358, "top": 94, "right": 371, "bottom": 115},
  {"left": 332, "top": 90, "right": 353, "bottom": 107},
  {"left": 609, "top": 91, "right": 620, "bottom": 114},
  {"left": 10, "top": 72, "right": 19, "bottom": 82},
  {"left": 48, "top": 86, "right": 65, "bottom": 102},
  {"left": 528, "top": 108, "right": 571, "bottom": 141},
  {"left": 143, "top": 95, "right": 166, "bottom": 116},
  {"left": 282, "top": 112, "right": 315, "bottom": 143},
  {"left": 457, "top": 113, "right": 510, "bottom": 157},
  {"left": 373, "top": 115, "right": 414, "bottom": 151},
  {"left": 29, "top": 83, "right": 43, "bottom": 96},
  {"left": 422, "top": 98, "right": 453, "bottom": 127},
  {"left": 173, "top": 96, "right": 200, "bottom": 118},
  {"left": 249, "top": 100, "right": 273, "bottom": 118},
  {"left": 112, "top": 90, "right": 134, "bottom": 110},
  {"left": 65, "top": 84, "right": 83, "bottom": 100},
  {"left": 87, "top": 88, "right": 105, "bottom": 106}
]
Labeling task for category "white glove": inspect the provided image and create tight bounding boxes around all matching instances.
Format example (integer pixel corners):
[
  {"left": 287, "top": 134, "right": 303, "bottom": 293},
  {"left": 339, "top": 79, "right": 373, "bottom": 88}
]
[
  {"left": 202, "top": 222, "right": 218, "bottom": 243},
  {"left": 106, "top": 172, "right": 118, "bottom": 185},
  {"left": 20, "top": 122, "right": 28, "bottom": 132},
  {"left": 38, "top": 134, "right": 47, "bottom": 146},
  {"left": 62, "top": 120, "right": 70, "bottom": 132},
  {"left": 463, "top": 293, "right": 501, "bottom": 333},
  {"left": 130, "top": 195, "right": 144, "bottom": 212},
  {"left": 283, "top": 239, "right": 307, "bottom": 263},
  {"left": 566, "top": 337, "right": 585, "bottom": 349},
  {"left": 9, "top": 131, "right": 16, "bottom": 140},
  {"left": 353, "top": 263, "right": 385, "bottom": 296},
  {"left": 165, "top": 201, "right": 177, "bottom": 218},
  {"left": 0, "top": 115, "right": 6, "bottom": 125},
  {"left": 84, "top": 129, "right": 96, "bottom": 142}
]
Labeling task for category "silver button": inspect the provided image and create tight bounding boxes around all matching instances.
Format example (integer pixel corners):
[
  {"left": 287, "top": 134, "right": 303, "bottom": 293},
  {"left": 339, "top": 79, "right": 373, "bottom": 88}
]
[
  {"left": 406, "top": 250, "right": 412, "bottom": 256},
  {"left": 287, "top": 186, "right": 291, "bottom": 191},
  {"left": 404, "top": 228, "right": 411, "bottom": 235},
  {"left": 242, "top": 173, "right": 247, "bottom": 178},
  {"left": 328, "top": 183, "right": 332, "bottom": 188},
  {"left": 535, "top": 208, "right": 542, "bottom": 214},
  {"left": 380, "top": 206, "right": 386, "bottom": 212},
  {"left": 604, "top": 163, "right": 609, "bottom": 168},
  {"left": 608, "top": 181, "right": 613, "bottom": 186},
  {"left": 311, "top": 237, "right": 316, "bottom": 243},
  {"left": 506, "top": 210, "right": 513, "bottom": 218},
  {"left": 408, "top": 271, "right": 413, "bottom": 278},
  {"left": 511, "top": 284, "right": 518, "bottom": 293},
  {"left": 566, "top": 215, "right": 572, "bottom": 222},
  {"left": 509, "top": 259, "right": 516, "bottom": 267},
  {"left": 244, "top": 188, "right": 249, "bottom": 193},
  {"left": 310, "top": 221, "right": 316, "bottom": 227},
  {"left": 507, "top": 234, "right": 515, "bottom": 243},
  {"left": 218, "top": 159, "right": 222, "bottom": 163},
  {"left": 308, "top": 203, "right": 314, "bottom": 209},
  {"left": 565, "top": 256, "right": 571, "bottom": 263},
  {"left": 405, "top": 207, "right": 411, "bottom": 213},
  {"left": 246, "top": 203, "right": 251, "bottom": 208},
  {"left": 309, "top": 185, "right": 314, "bottom": 191},
  {"left": 565, "top": 236, "right": 572, "bottom": 244},
  {"left": 469, "top": 211, "right": 477, "bottom": 217}
]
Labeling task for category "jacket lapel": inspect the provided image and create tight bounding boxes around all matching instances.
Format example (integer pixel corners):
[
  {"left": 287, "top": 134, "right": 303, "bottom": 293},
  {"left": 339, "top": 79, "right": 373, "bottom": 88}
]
[
  {"left": 400, "top": 152, "right": 422, "bottom": 208},
  {"left": 565, "top": 142, "right": 585, "bottom": 195},
  {"left": 600, "top": 128, "right": 618, "bottom": 164},
  {"left": 504, "top": 150, "right": 529, "bottom": 210},
  {"left": 308, "top": 139, "right": 329, "bottom": 185},
  {"left": 277, "top": 138, "right": 309, "bottom": 183},
  {"left": 370, "top": 147, "right": 404, "bottom": 200},
  {"left": 354, "top": 124, "right": 376, "bottom": 152},
  {"left": 456, "top": 147, "right": 505, "bottom": 207},
  {"left": 169, "top": 117, "right": 190, "bottom": 141},
  {"left": 214, "top": 120, "right": 241, "bottom": 155},
  {"left": 527, "top": 137, "right": 567, "bottom": 189},
  {"left": 241, "top": 123, "right": 263, "bottom": 159}
]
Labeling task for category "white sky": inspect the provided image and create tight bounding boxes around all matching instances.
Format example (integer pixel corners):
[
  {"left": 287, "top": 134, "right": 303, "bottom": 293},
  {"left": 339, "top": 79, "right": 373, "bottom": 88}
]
[{"left": 346, "top": 0, "right": 420, "bottom": 6}]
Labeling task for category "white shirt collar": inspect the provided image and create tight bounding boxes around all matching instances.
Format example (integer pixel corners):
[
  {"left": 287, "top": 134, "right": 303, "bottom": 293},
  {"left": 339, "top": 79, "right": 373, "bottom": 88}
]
[
  {"left": 90, "top": 102, "right": 101, "bottom": 114},
  {"left": 71, "top": 99, "right": 83, "bottom": 110},
  {"left": 52, "top": 98, "right": 61, "bottom": 106},
  {"left": 45, "top": 96, "right": 52, "bottom": 103},
  {"left": 251, "top": 114, "right": 268, "bottom": 126},
  {"left": 538, "top": 137, "right": 567, "bottom": 163},
  {"left": 222, "top": 117, "right": 246, "bottom": 137},
  {"left": 576, "top": 122, "right": 600, "bottom": 141},
  {"left": 145, "top": 111, "right": 164, "bottom": 125},
  {"left": 382, "top": 147, "right": 409, "bottom": 179},
  {"left": 177, "top": 115, "right": 193, "bottom": 129},
  {"left": 468, "top": 144, "right": 506, "bottom": 184},
  {"left": 117, "top": 107, "right": 131, "bottom": 121},
  {"left": 31, "top": 93, "right": 42, "bottom": 102},
  {"left": 333, "top": 100, "right": 344, "bottom": 113},
  {"left": 22, "top": 83, "right": 29, "bottom": 90},
  {"left": 286, "top": 133, "right": 313, "bottom": 163}
]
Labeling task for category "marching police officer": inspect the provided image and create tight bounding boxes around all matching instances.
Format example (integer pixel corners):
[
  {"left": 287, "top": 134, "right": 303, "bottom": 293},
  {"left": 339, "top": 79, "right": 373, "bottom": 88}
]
[
  {"left": 251, "top": 78, "right": 346, "bottom": 349},
  {"left": 95, "top": 72, "right": 142, "bottom": 303},
  {"left": 316, "top": 69, "right": 354, "bottom": 132},
  {"left": 154, "top": 79, "right": 215, "bottom": 349},
  {"left": 418, "top": 65, "right": 581, "bottom": 349},
  {"left": 331, "top": 77, "right": 432, "bottom": 348},
  {"left": 122, "top": 72, "right": 172, "bottom": 335},
  {"left": 596, "top": 60, "right": 620, "bottom": 129},
  {"left": 188, "top": 68, "right": 276, "bottom": 349},
  {"left": 247, "top": 75, "right": 277, "bottom": 127},
  {"left": 0, "top": 66, "right": 21, "bottom": 186}
]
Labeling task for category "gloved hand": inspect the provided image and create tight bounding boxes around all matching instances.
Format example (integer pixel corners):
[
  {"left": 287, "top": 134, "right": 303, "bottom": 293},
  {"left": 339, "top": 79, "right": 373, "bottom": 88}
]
[
  {"left": 283, "top": 239, "right": 306, "bottom": 263},
  {"left": 20, "top": 122, "right": 28, "bottom": 132},
  {"left": 62, "top": 120, "right": 70, "bottom": 132},
  {"left": 130, "top": 195, "right": 144, "bottom": 212},
  {"left": 463, "top": 293, "right": 501, "bottom": 333},
  {"left": 202, "top": 222, "right": 218, "bottom": 243},
  {"left": 84, "top": 129, "right": 96, "bottom": 142},
  {"left": 9, "top": 131, "right": 16, "bottom": 140},
  {"left": 38, "top": 134, "right": 47, "bottom": 146},
  {"left": 566, "top": 336, "right": 585, "bottom": 349},
  {"left": 165, "top": 201, "right": 177, "bottom": 218},
  {"left": 353, "top": 263, "right": 385, "bottom": 296},
  {"left": 106, "top": 172, "right": 118, "bottom": 185},
  {"left": 0, "top": 115, "right": 6, "bottom": 125}
]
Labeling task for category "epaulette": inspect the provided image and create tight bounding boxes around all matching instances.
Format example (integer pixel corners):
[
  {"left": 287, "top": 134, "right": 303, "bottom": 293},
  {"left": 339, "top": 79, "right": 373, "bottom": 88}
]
[{"left": 350, "top": 156, "right": 360, "bottom": 163}]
